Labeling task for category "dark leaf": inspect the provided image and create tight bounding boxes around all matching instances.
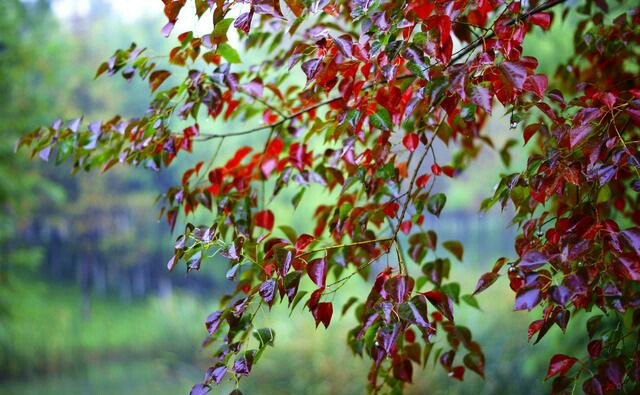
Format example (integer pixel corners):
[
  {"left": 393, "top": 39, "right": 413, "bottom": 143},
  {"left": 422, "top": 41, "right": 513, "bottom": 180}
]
[
  {"left": 423, "top": 290, "right": 454, "bottom": 321},
  {"left": 232, "top": 350, "right": 256, "bottom": 376},
  {"left": 545, "top": 354, "right": 578, "bottom": 379},
  {"left": 427, "top": 193, "right": 446, "bottom": 217},
  {"left": 473, "top": 272, "right": 499, "bottom": 295},
  {"left": 306, "top": 257, "right": 327, "bottom": 288},
  {"left": 312, "top": 302, "right": 333, "bottom": 328},
  {"left": 442, "top": 240, "right": 463, "bottom": 261},
  {"left": 253, "top": 328, "right": 275, "bottom": 348},
  {"left": 259, "top": 279, "right": 276, "bottom": 306}
]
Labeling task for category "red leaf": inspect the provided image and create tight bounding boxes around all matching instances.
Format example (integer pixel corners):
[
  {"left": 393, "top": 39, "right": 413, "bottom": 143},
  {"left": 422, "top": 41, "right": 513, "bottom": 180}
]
[
  {"left": 523, "top": 74, "right": 548, "bottom": 98},
  {"left": 393, "top": 358, "right": 413, "bottom": 383},
  {"left": 431, "top": 163, "right": 442, "bottom": 176},
  {"left": 473, "top": 272, "right": 499, "bottom": 295},
  {"left": 312, "top": 302, "right": 333, "bottom": 328},
  {"left": 500, "top": 61, "right": 528, "bottom": 90},
  {"left": 530, "top": 12, "right": 552, "bottom": 30},
  {"left": 442, "top": 166, "right": 455, "bottom": 177},
  {"left": 384, "top": 275, "right": 414, "bottom": 303},
  {"left": 423, "top": 290, "right": 454, "bottom": 321},
  {"left": 523, "top": 123, "right": 540, "bottom": 145},
  {"left": 416, "top": 174, "right": 431, "bottom": 188},
  {"left": 545, "top": 354, "right": 578, "bottom": 379},
  {"left": 403, "top": 133, "right": 419, "bottom": 152},
  {"left": 400, "top": 220, "right": 412, "bottom": 234},
  {"left": 587, "top": 339, "right": 602, "bottom": 359},
  {"left": 384, "top": 202, "right": 400, "bottom": 218},
  {"left": 528, "top": 320, "right": 544, "bottom": 342},
  {"left": 569, "top": 125, "right": 593, "bottom": 148},
  {"left": 450, "top": 366, "right": 465, "bottom": 381},
  {"left": 149, "top": 70, "right": 171, "bottom": 92},
  {"left": 306, "top": 257, "right": 327, "bottom": 288},
  {"left": 295, "top": 234, "right": 315, "bottom": 251},
  {"left": 255, "top": 210, "right": 274, "bottom": 230}
]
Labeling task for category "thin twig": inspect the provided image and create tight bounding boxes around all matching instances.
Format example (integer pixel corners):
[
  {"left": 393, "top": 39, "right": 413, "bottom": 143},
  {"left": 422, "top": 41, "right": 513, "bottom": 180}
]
[{"left": 296, "top": 237, "right": 393, "bottom": 258}]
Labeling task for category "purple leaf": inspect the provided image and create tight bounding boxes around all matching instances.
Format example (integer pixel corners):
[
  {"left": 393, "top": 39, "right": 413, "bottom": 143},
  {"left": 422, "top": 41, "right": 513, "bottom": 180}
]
[
  {"left": 189, "top": 384, "right": 210, "bottom": 395},
  {"left": 333, "top": 34, "right": 353, "bottom": 58},
  {"left": 471, "top": 85, "right": 492, "bottom": 113},
  {"left": 161, "top": 21, "right": 175, "bottom": 37},
  {"left": 204, "top": 364, "right": 227, "bottom": 385},
  {"left": 518, "top": 250, "right": 547, "bottom": 270},
  {"left": 621, "top": 227, "right": 640, "bottom": 255},
  {"left": 283, "top": 270, "right": 302, "bottom": 305},
  {"left": 234, "top": 11, "right": 253, "bottom": 33},
  {"left": 615, "top": 256, "right": 640, "bottom": 281},
  {"left": 549, "top": 285, "right": 570, "bottom": 306},
  {"left": 514, "top": 287, "right": 541, "bottom": 311},
  {"left": 569, "top": 125, "right": 593, "bottom": 148},
  {"left": 582, "top": 377, "right": 603, "bottom": 395},
  {"left": 259, "top": 279, "right": 276, "bottom": 306},
  {"left": 398, "top": 295, "right": 432, "bottom": 332},
  {"left": 500, "top": 61, "right": 527, "bottom": 90},
  {"left": 232, "top": 350, "right": 256, "bottom": 376},
  {"left": 600, "top": 357, "right": 625, "bottom": 389},
  {"left": 205, "top": 310, "right": 224, "bottom": 335},
  {"left": 301, "top": 59, "right": 321, "bottom": 83},
  {"left": 38, "top": 146, "right": 52, "bottom": 161}
]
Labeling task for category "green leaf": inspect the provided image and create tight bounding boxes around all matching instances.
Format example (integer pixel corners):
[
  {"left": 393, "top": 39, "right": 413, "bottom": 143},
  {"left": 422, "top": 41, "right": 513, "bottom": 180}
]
[
  {"left": 339, "top": 202, "right": 352, "bottom": 221},
  {"left": 253, "top": 328, "right": 275, "bottom": 348},
  {"left": 55, "top": 140, "right": 74, "bottom": 164},
  {"left": 292, "top": 188, "right": 306, "bottom": 209},
  {"left": 278, "top": 225, "right": 297, "bottom": 242},
  {"left": 375, "top": 163, "right": 396, "bottom": 180},
  {"left": 440, "top": 282, "right": 460, "bottom": 303},
  {"left": 370, "top": 107, "right": 392, "bottom": 130},
  {"left": 289, "top": 290, "right": 308, "bottom": 316},
  {"left": 213, "top": 18, "right": 234, "bottom": 43},
  {"left": 217, "top": 43, "right": 241, "bottom": 63},
  {"left": 442, "top": 240, "right": 463, "bottom": 261},
  {"left": 427, "top": 193, "right": 446, "bottom": 217},
  {"left": 342, "top": 297, "right": 359, "bottom": 316},
  {"left": 462, "top": 294, "right": 480, "bottom": 310}
]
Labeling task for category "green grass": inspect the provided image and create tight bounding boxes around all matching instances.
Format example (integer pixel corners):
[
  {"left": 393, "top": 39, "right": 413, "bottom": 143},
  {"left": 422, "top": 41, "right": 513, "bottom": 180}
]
[
  {"left": 0, "top": 276, "right": 208, "bottom": 378},
  {"left": 0, "top": 265, "right": 591, "bottom": 395}
]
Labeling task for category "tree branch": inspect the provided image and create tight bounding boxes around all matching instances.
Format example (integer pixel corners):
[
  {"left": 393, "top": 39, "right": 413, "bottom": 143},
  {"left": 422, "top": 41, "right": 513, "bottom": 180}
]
[{"left": 194, "top": 0, "right": 568, "bottom": 141}]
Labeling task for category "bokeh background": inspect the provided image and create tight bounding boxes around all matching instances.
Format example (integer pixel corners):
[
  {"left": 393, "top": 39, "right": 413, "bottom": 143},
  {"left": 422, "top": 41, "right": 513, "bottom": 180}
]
[{"left": 0, "top": 1, "right": 588, "bottom": 394}]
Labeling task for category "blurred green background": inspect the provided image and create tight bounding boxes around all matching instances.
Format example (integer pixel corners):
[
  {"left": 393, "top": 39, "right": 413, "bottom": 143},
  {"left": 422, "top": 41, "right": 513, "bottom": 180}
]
[{"left": 0, "top": 1, "right": 587, "bottom": 394}]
